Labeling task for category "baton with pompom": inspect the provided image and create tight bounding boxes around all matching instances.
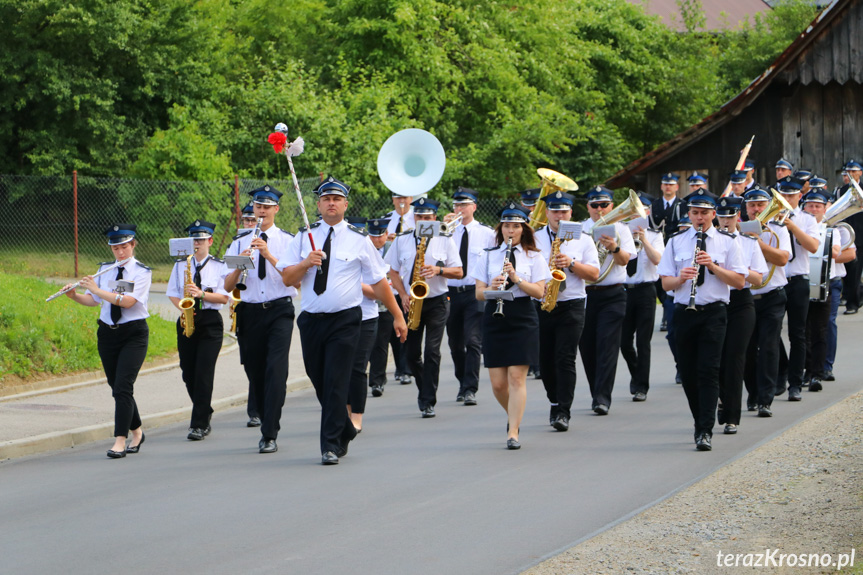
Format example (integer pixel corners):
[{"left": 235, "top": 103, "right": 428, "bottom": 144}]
[{"left": 268, "top": 123, "right": 322, "bottom": 274}]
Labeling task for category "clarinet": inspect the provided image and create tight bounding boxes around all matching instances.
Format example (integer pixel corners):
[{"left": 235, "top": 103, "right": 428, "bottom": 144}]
[
  {"left": 686, "top": 225, "right": 706, "bottom": 311},
  {"left": 236, "top": 217, "right": 263, "bottom": 291},
  {"left": 493, "top": 238, "right": 514, "bottom": 318}
]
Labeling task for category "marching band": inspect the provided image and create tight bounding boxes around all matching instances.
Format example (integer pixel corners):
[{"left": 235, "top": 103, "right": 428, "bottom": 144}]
[{"left": 52, "top": 129, "right": 863, "bottom": 461}]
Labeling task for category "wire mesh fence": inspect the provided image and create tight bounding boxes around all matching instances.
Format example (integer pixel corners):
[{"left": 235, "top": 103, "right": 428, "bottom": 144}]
[{"left": 0, "top": 173, "right": 517, "bottom": 281}]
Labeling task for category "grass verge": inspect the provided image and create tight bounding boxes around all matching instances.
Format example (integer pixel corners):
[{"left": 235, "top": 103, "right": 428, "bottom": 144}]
[{"left": 0, "top": 272, "right": 177, "bottom": 383}]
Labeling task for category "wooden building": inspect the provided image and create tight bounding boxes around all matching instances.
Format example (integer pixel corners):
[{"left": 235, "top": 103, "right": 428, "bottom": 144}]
[{"left": 606, "top": 0, "right": 863, "bottom": 195}]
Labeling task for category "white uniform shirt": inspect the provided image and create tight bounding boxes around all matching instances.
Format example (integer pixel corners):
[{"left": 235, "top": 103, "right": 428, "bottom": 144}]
[
  {"left": 447, "top": 219, "right": 497, "bottom": 288},
  {"left": 733, "top": 234, "right": 769, "bottom": 290},
  {"left": 534, "top": 225, "right": 599, "bottom": 301},
  {"left": 832, "top": 226, "right": 852, "bottom": 279},
  {"left": 279, "top": 220, "right": 387, "bottom": 314},
  {"left": 86, "top": 258, "right": 151, "bottom": 324},
  {"left": 385, "top": 232, "right": 462, "bottom": 298},
  {"left": 471, "top": 243, "right": 552, "bottom": 298},
  {"left": 750, "top": 222, "right": 792, "bottom": 295},
  {"left": 786, "top": 208, "right": 820, "bottom": 277},
  {"left": 224, "top": 224, "right": 297, "bottom": 303},
  {"left": 624, "top": 228, "right": 665, "bottom": 285},
  {"left": 581, "top": 219, "right": 637, "bottom": 286},
  {"left": 166, "top": 255, "right": 230, "bottom": 310},
  {"left": 385, "top": 208, "right": 416, "bottom": 235},
  {"left": 657, "top": 226, "right": 747, "bottom": 305},
  {"left": 361, "top": 251, "right": 388, "bottom": 320}
]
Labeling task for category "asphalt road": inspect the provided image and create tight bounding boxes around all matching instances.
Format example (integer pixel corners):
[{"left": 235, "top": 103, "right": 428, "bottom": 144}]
[{"left": 3, "top": 310, "right": 862, "bottom": 575}]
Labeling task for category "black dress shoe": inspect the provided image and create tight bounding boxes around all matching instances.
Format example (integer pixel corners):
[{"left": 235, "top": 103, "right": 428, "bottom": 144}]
[
  {"left": 758, "top": 405, "right": 773, "bottom": 417},
  {"left": 823, "top": 371, "right": 835, "bottom": 382},
  {"left": 203, "top": 425, "right": 212, "bottom": 437},
  {"left": 456, "top": 393, "right": 465, "bottom": 402},
  {"left": 399, "top": 374, "right": 412, "bottom": 385},
  {"left": 371, "top": 384, "right": 384, "bottom": 397},
  {"left": 106, "top": 449, "right": 126, "bottom": 459},
  {"left": 322, "top": 451, "right": 339, "bottom": 465},
  {"left": 843, "top": 307, "right": 858, "bottom": 315},
  {"left": 463, "top": 391, "right": 477, "bottom": 406},
  {"left": 533, "top": 369, "right": 542, "bottom": 380},
  {"left": 188, "top": 428, "right": 204, "bottom": 441},
  {"left": 675, "top": 371, "right": 682, "bottom": 384},
  {"left": 259, "top": 439, "right": 277, "bottom": 453},
  {"left": 724, "top": 424, "right": 737, "bottom": 435},
  {"left": 659, "top": 319, "right": 667, "bottom": 332},
  {"left": 593, "top": 404, "right": 609, "bottom": 415},
  {"left": 747, "top": 401, "right": 757, "bottom": 412},
  {"left": 788, "top": 387, "right": 802, "bottom": 401},
  {"left": 632, "top": 392, "right": 646, "bottom": 402},
  {"left": 506, "top": 438, "right": 521, "bottom": 450},
  {"left": 552, "top": 415, "right": 569, "bottom": 432},
  {"left": 126, "top": 433, "right": 145, "bottom": 454},
  {"left": 258, "top": 438, "right": 266, "bottom": 450},
  {"left": 247, "top": 417, "right": 262, "bottom": 428},
  {"left": 695, "top": 434, "right": 712, "bottom": 451},
  {"left": 809, "top": 378, "right": 823, "bottom": 392},
  {"left": 421, "top": 406, "right": 436, "bottom": 418}
]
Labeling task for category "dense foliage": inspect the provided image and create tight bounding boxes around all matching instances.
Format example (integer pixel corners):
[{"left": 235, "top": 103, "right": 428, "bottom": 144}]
[{"left": 0, "top": 0, "right": 818, "bottom": 199}]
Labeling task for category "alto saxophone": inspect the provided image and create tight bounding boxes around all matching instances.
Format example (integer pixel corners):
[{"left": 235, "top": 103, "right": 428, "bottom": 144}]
[
  {"left": 541, "top": 237, "right": 567, "bottom": 312},
  {"left": 179, "top": 254, "right": 196, "bottom": 337},
  {"left": 229, "top": 288, "right": 241, "bottom": 333},
  {"left": 406, "top": 237, "right": 429, "bottom": 331}
]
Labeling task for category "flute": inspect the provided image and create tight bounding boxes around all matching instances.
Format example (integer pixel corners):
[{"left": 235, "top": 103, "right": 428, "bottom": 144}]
[{"left": 46, "top": 258, "right": 132, "bottom": 302}]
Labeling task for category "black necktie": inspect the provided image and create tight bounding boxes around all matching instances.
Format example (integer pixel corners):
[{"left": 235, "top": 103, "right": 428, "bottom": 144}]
[
  {"left": 396, "top": 216, "right": 402, "bottom": 235},
  {"left": 194, "top": 257, "right": 208, "bottom": 311},
  {"left": 459, "top": 227, "right": 469, "bottom": 277},
  {"left": 504, "top": 248, "right": 517, "bottom": 289},
  {"left": 111, "top": 267, "right": 124, "bottom": 325},
  {"left": 258, "top": 233, "right": 268, "bottom": 279},
  {"left": 696, "top": 235, "right": 706, "bottom": 287},
  {"left": 313, "top": 227, "right": 333, "bottom": 295},
  {"left": 626, "top": 253, "right": 638, "bottom": 277}
]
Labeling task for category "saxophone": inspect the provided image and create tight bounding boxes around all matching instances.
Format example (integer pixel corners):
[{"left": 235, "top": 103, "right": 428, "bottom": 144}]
[
  {"left": 406, "top": 237, "right": 429, "bottom": 331},
  {"left": 179, "top": 254, "right": 196, "bottom": 337},
  {"left": 541, "top": 237, "right": 567, "bottom": 312},
  {"left": 229, "top": 288, "right": 241, "bottom": 333}
]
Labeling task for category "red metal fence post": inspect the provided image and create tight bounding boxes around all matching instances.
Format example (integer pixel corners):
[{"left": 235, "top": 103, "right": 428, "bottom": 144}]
[
  {"left": 73, "top": 170, "right": 79, "bottom": 277},
  {"left": 234, "top": 174, "right": 240, "bottom": 228}
]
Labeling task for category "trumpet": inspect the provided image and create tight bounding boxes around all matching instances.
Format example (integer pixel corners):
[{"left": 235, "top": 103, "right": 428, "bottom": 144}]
[
  {"left": 493, "top": 238, "right": 514, "bottom": 318},
  {"left": 236, "top": 217, "right": 263, "bottom": 291},
  {"left": 45, "top": 258, "right": 132, "bottom": 302},
  {"left": 440, "top": 213, "right": 463, "bottom": 235}
]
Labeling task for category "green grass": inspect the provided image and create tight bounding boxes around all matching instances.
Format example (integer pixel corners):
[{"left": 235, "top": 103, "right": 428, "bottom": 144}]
[{"left": 0, "top": 272, "right": 177, "bottom": 382}]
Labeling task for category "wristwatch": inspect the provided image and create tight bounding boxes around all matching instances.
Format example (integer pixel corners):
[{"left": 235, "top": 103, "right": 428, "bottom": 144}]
[
  {"left": 438, "top": 266, "right": 443, "bottom": 276},
  {"left": 516, "top": 277, "right": 523, "bottom": 285},
  {"left": 612, "top": 246, "right": 621, "bottom": 254}
]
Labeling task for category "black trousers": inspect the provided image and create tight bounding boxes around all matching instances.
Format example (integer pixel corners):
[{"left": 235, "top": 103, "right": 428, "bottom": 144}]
[
  {"left": 778, "top": 275, "right": 810, "bottom": 391},
  {"left": 348, "top": 317, "right": 378, "bottom": 414},
  {"left": 579, "top": 285, "right": 626, "bottom": 408},
  {"left": 236, "top": 299, "right": 294, "bottom": 441},
  {"left": 446, "top": 287, "right": 483, "bottom": 395},
  {"left": 539, "top": 298, "right": 585, "bottom": 419},
  {"left": 176, "top": 309, "right": 223, "bottom": 429},
  {"left": 719, "top": 289, "right": 755, "bottom": 426},
  {"left": 744, "top": 288, "right": 787, "bottom": 407},
  {"left": 234, "top": 305, "right": 258, "bottom": 420},
  {"left": 97, "top": 319, "right": 148, "bottom": 437},
  {"left": 298, "top": 307, "right": 362, "bottom": 454},
  {"left": 675, "top": 303, "right": 727, "bottom": 437},
  {"left": 391, "top": 294, "right": 410, "bottom": 376},
  {"left": 842, "top": 257, "right": 860, "bottom": 309},
  {"left": 621, "top": 282, "right": 657, "bottom": 394},
  {"left": 406, "top": 294, "right": 449, "bottom": 410},
  {"left": 369, "top": 309, "right": 393, "bottom": 388},
  {"left": 805, "top": 296, "right": 831, "bottom": 378}
]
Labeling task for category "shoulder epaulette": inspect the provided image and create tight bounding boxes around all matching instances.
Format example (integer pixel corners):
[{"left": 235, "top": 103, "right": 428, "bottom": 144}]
[
  {"left": 232, "top": 230, "right": 253, "bottom": 241},
  {"left": 484, "top": 245, "right": 502, "bottom": 251},
  {"left": 740, "top": 233, "right": 756, "bottom": 240},
  {"left": 666, "top": 229, "right": 687, "bottom": 240},
  {"left": 280, "top": 229, "right": 294, "bottom": 237},
  {"left": 718, "top": 229, "right": 736, "bottom": 239},
  {"left": 397, "top": 228, "right": 415, "bottom": 236},
  {"left": 136, "top": 262, "right": 152, "bottom": 271},
  {"left": 173, "top": 257, "right": 186, "bottom": 264},
  {"left": 439, "top": 231, "right": 453, "bottom": 238},
  {"left": 347, "top": 224, "right": 369, "bottom": 236},
  {"left": 211, "top": 256, "right": 225, "bottom": 263},
  {"left": 479, "top": 222, "right": 494, "bottom": 230},
  {"left": 98, "top": 261, "right": 112, "bottom": 266},
  {"left": 310, "top": 222, "right": 321, "bottom": 229}
]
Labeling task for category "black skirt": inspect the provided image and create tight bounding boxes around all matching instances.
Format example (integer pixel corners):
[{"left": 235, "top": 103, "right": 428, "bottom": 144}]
[{"left": 481, "top": 297, "right": 539, "bottom": 368}]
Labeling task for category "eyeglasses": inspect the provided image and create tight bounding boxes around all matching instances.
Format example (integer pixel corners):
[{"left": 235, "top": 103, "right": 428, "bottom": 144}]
[{"left": 588, "top": 202, "right": 611, "bottom": 209}]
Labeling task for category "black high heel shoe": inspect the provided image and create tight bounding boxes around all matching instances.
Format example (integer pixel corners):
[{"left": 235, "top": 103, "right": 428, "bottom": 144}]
[
  {"left": 106, "top": 449, "right": 126, "bottom": 459},
  {"left": 126, "top": 432, "right": 145, "bottom": 454}
]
